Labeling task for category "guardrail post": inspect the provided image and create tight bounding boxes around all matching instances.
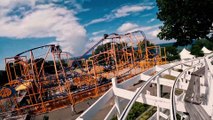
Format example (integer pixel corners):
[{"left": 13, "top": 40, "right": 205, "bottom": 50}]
[
  {"left": 183, "top": 70, "right": 187, "bottom": 80},
  {"left": 112, "top": 77, "right": 118, "bottom": 88},
  {"left": 204, "top": 62, "right": 208, "bottom": 86},
  {"left": 168, "top": 69, "right": 171, "bottom": 75},
  {"left": 156, "top": 75, "right": 160, "bottom": 120},
  {"left": 112, "top": 77, "right": 121, "bottom": 118},
  {"left": 156, "top": 75, "right": 161, "bottom": 98},
  {"left": 181, "top": 64, "right": 183, "bottom": 69}
]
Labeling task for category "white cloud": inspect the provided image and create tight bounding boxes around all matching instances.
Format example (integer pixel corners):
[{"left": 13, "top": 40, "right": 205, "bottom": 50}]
[
  {"left": 85, "top": 4, "right": 154, "bottom": 26},
  {"left": 147, "top": 29, "right": 161, "bottom": 37},
  {"left": 86, "top": 35, "right": 114, "bottom": 52},
  {"left": 85, "top": 17, "right": 109, "bottom": 26},
  {"left": 0, "top": 0, "right": 35, "bottom": 8},
  {"left": 0, "top": 0, "right": 36, "bottom": 17},
  {"left": 141, "top": 13, "right": 152, "bottom": 17},
  {"left": 147, "top": 18, "right": 155, "bottom": 23},
  {"left": 85, "top": 35, "right": 102, "bottom": 53},
  {"left": 117, "top": 22, "right": 161, "bottom": 33},
  {"left": 116, "top": 22, "right": 175, "bottom": 44},
  {"left": 0, "top": 1, "right": 87, "bottom": 56},
  {"left": 92, "top": 30, "right": 106, "bottom": 36},
  {"left": 114, "top": 5, "right": 153, "bottom": 18},
  {"left": 117, "top": 22, "right": 139, "bottom": 33}
]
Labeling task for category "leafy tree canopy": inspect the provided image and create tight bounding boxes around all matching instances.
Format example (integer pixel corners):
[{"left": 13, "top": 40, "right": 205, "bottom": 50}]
[
  {"left": 191, "top": 38, "right": 213, "bottom": 57},
  {"left": 156, "top": 0, "right": 213, "bottom": 46},
  {"left": 165, "top": 46, "right": 180, "bottom": 61},
  {"left": 138, "top": 40, "right": 155, "bottom": 50}
]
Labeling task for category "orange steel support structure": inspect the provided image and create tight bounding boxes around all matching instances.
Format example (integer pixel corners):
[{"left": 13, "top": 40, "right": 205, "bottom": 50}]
[{"left": 0, "top": 30, "right": 167, "bottom": 118}]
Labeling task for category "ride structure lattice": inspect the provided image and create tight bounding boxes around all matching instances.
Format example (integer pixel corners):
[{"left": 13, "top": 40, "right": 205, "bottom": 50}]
[{"left": 0, "top": 30, "right": 167, "bottom": 118}]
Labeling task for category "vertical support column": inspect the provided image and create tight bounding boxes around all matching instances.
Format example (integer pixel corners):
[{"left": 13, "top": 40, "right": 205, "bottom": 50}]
[
  {"left": 164, "top": 47, "right": 167, "bottom": 62},
  {"left": 210, "top": 75, "right": 213, "bottom": 120},
  {"left": 156, "top": 75, "right": 160, "bottom": 120},
  {"left": 91, "top": 60, "right": 98, "bottom": 96},
  {"left": 52, "top": 52, "right": 62, "bottom": 92},
  {"left": 211, "top": 106, "right": 213, "bottom": 120},
  {"left": 204, "top": 62, "right": 208, "bottom": 86},
  {"left": 203, "top": 60, "right": 209, "bottom": 106},
  {"left": 181, "top": 64, "right": 183, "bottom": 70},
  {"left": 183, "top": 70, "right": 186, "bottom": 79},
  {"left": 112, "top": 42, "right": 119, "bottom": 74},
  {"left": 112, "top": 77, "right": 121, "bottom": 118},
  {"left": 5, "top": 59, "right": 12, "bottom": 83},
  {"left": 159, "top": 46, "right": 162, "bottom": 64},
  {"left": 208, "top": 75, "right": 213, "bottom": 110},
  {"left": 168, "top": 69, "right": 171, "bottom": 75}
]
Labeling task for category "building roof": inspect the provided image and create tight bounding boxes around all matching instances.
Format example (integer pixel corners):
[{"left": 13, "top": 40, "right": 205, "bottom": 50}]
[
  {"left": 179, "top": 48, "right": 195, "bottom": 60},
  {"left": 201, "top": 47, "right": 212, "bottom": 54}
]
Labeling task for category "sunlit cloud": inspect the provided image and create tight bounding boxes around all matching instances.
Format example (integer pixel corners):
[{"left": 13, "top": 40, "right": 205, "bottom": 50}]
[
  {"left": 147, "top": 18, "right": 156, "bottom": 23},
  {"left": 92, "top": 30, "right": 106, "bottom": 36},
  {"left": 0, "top": 0, "right": 88, "bottom": 56},
  {"left": 85, "top": 4, "right": 154, "bottom": 26},
  {"left": 116, "top": 22, "right": 175, "bottom": 44}
]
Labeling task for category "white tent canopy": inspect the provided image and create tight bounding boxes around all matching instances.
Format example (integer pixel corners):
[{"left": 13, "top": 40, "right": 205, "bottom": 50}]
[
  {"left": 179, "top": 48, "right": 195, "bottom": 60},
  {"left": 202, "top": 47, "right": 212, "bottom": 54}
]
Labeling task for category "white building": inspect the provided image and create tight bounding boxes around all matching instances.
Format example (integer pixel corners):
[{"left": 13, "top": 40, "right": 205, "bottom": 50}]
[
  {"left": 179, "top": 48, "right": 195, "bottom": 60},
  {"left": 202, "top": 47, "right": 212, "bottom": 55}
]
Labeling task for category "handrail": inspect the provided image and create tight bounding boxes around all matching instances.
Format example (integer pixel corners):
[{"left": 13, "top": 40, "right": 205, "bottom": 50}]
[
  {"left": 119, "top": 58, "right": 203, "bottom": 120},
  {"left": 204, "top": 53, "right": 213, "bottom": 75},
  {"left": 170, "top": 60, "right": 203, "bottom": 120}
]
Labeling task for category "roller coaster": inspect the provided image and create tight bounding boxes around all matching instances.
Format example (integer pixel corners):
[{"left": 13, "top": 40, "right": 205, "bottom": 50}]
[
  {"left": 77, "top": 52, "right": 213, "bottom": 120},
  {"left": 0, "top": 30, "right": 167, "bottom": 118}
]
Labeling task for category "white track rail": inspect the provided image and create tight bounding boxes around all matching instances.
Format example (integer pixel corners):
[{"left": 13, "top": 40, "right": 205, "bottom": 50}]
[
  {"left": 119, "top": 58, "right": 203, "bottom": 120},
  {"left": 77, "top": 54, "right": 213, "bottom": 120}
]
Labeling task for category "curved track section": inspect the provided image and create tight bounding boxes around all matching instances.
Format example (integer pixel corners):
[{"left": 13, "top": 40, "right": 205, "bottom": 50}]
[
  {"left": 119, "top": 58, "right": 203, "bottom": 120},
  {"left": 77, "top": 54, "right": 213, "bottom": 120},
  {"left": 170, "top": 61, "right": 203, "bottom": 120}
]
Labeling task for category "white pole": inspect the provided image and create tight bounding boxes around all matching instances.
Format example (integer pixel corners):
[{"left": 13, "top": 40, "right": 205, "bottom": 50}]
[
  {"left": 156, "top": 75, "right": 160, "bottom": 120},
  {"left": 112, "top": 77, "right": 121, "bottom": 118}
]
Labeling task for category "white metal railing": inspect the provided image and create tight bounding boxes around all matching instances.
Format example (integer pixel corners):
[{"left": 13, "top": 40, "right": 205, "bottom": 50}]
[
  {"left": 119, "top": 58, "right": 203, "bottom": 120},
  {"left": 170, "top": 60, "right": 204, "bottom": 120},
  {"left": 77, "top": 57, "right": 207, "bottom": 120}
]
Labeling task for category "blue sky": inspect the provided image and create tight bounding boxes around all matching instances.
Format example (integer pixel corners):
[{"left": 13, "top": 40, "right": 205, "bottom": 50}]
[{"left": 0, "top": 0, "right": 174, "bottom": 70}]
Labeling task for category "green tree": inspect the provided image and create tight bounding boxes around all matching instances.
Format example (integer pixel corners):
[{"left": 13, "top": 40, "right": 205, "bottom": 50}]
[
  {"left": 190, "top": 39, "right": 213, "bottom": 57},
  {"left": 191, "top": 44, "right": 204, "bottom": 57},
  {"left": 156, "top": 0, "right": 213, "bottom": 46},
  {"left": 137, "top": 40, "right": 155, "bottom": 56},
  {"left": 138, "top": 40, "right": 155, "bottom": 49},
  {"left": 165, "top": 46, "right": 180, "bottom": 61}
]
